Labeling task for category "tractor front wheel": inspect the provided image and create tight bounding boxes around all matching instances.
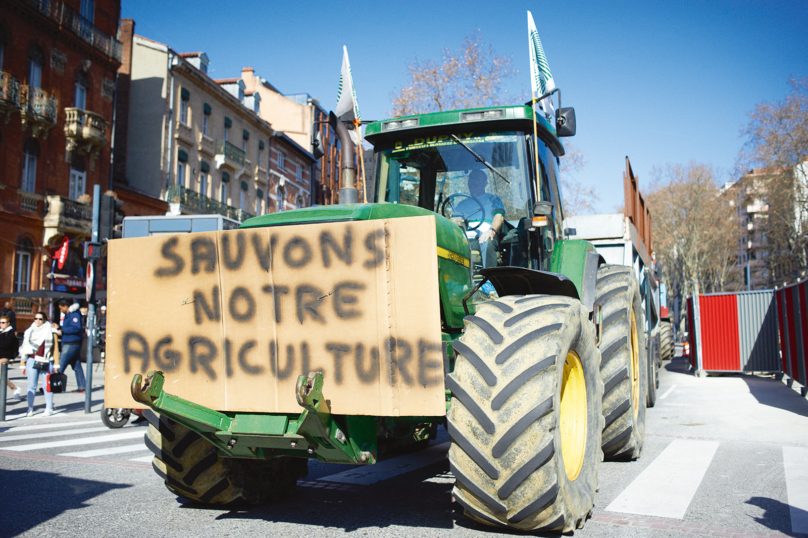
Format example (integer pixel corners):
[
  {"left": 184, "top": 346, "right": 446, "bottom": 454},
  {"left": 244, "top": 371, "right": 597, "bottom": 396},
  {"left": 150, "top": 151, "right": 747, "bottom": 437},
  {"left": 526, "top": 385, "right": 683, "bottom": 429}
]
[
  {"left": 143, "top": 410, "right": 309, "bottom": 505},
  {"left": 448, "top": 295, "right": 603, "bottom": 532}
]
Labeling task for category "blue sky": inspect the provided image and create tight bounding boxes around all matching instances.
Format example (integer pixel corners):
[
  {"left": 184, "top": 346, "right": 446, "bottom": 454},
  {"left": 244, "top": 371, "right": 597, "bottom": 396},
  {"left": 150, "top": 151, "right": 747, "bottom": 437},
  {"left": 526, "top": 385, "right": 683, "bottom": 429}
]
[{"left": 122, "top": 1, "right": 808, "bottom": 212}]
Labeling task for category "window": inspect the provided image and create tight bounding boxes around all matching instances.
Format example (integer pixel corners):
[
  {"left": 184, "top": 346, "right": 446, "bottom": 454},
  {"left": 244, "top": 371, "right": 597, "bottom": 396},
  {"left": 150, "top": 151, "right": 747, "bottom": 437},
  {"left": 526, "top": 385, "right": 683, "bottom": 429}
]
[
  {"left": 278, "top": 152, "right": 285, "bottom": 170},
  {"left": 239, "top": 190, "right": 245, "bottom": 211},
  {"left": 202, "top": 115, "right": 208, "bottom": 136},
  {"left": 200, "top": 172, "right": 208, "bottom": 197},
  {"left": 69, "top": 156, "right": 86, "bottom": 201},
  {"left": 22, "top": 138, "right": 39, "bottom": 193},
  {"left": 180, "top": 99, "right": 188, "bottom": 125},
  {"left": 75, "top": 71, "right": 89, "bottom": 110},
  {"left": 242, "top": 138, "right": 247, "bottom": 152},
  {"left": 177, "top": 161, "right": 186, "bottom": 187},
  {"left": 276, "top": 184, "right": 286, "bottom": 212},
  {"left": 14, "top": 239, "right": 33, "bottom": 293},
  {"left": 296, "top": 163, "right": 303, "bottom": 184},
  {"left": 80, "top": 0, "right": 94, "bottom": 22},
  {"left": 256, "top": 196, "right": 262, "bottom": 215},
  {"left": 258, "top": 147, "right": 263, "bottom": 168},
  {"left": 220, "top": 183, "right": 228, "bottom": 204},
  {"left": 238, "top": 87, "right": 244, "bottom": 101},
  {"left": 224, "top": 126, "right": 229, "bottom": 142},
  {"left": 28, "top": 47, "right": 44, "bottom": 89}
]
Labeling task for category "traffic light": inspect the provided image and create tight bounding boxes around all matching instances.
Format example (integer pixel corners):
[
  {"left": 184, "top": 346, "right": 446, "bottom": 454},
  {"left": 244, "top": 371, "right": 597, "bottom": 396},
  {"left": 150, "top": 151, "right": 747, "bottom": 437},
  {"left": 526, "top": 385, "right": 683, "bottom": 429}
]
[{"left": 99, "top": 194, "right": 125, "bottom": 242}]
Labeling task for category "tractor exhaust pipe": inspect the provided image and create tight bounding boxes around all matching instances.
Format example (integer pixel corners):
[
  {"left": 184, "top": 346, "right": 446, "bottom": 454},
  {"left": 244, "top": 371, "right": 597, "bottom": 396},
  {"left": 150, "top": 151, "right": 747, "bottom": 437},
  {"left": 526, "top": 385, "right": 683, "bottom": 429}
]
[{"left": 329, "top": 112, "right": 358, "bottom": 204}]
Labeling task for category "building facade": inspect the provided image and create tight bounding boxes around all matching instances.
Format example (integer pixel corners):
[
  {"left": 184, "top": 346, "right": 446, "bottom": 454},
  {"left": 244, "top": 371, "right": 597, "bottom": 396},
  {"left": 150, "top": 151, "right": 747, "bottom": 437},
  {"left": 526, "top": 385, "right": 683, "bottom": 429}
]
[
  {"left": 118, "top": 31, "right": 306, "bottom": 222},
  {"left": 0, "top": 0, "right": 122, "bottom": 327}
]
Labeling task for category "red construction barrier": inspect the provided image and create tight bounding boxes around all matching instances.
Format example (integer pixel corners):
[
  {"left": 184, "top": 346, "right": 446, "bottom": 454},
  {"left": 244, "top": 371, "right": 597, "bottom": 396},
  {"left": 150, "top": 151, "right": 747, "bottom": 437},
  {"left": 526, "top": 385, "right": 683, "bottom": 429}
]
[{"left": 773, "top": 282, "right": 808, "bottom": 394}]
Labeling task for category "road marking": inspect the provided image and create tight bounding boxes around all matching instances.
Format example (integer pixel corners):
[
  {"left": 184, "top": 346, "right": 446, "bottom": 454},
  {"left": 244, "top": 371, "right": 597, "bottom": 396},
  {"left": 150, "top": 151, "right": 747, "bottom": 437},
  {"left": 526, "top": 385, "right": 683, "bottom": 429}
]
[
  {"left": 0, "top": 424, "right": 139, "bottom": 443},
  {"left": 130, "top": 455, "right": 154, "bottom": 463},
  {"left": 318, "top": 442, "right": 449, "bottom": 485},
  {"left": 0, "top": 430, "right": 145, "bottom": 452},
  {"left": 658, "top": 385, "right": 677, "bottom": 400},
  {"left": 0, "top": 420, "right": 98, "bottom": 434},
  {"left": 783, "top": 447, "right": 808, "bottom": 534},
  {"left": 606, "top": 439, "right": 719, "bottom": 519},
  {"left": 59, "top": 444, "right": 147, "bottom": 458}
]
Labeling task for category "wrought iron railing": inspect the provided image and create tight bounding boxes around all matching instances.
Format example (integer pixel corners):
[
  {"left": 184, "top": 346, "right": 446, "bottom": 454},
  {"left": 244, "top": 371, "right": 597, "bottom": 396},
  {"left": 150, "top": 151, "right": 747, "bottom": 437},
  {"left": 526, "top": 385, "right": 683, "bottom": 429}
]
[
  {"left": 166, "top": 185, "right": 254, "bottom": 222},
  {"left": 27, "top": 0, "right": 123, "bottom": 62},
  {"left": 0, "top": 70, "right": 21, "bottom": 106},
  {"left": 215, "top": 140, "right": 246, "bottom": 167}
]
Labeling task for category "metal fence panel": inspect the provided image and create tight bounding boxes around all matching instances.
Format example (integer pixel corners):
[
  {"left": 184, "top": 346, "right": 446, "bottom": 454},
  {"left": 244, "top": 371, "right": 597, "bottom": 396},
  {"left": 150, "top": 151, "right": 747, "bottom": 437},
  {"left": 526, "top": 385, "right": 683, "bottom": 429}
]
[
  {"left": 687, "top": 296, "right": 697, "bottom": 369},
  {"left": 799, "top": 283, "right": 808, "bottom": 386},
  {"left": 699, "top": 294, "right": 740, "bottom": 371},
  {"left": 776, "top": 289, "right": 790, "bottom": 376},
  {"left": 736, "top": 291, "right": 780, "bottom": 372}
]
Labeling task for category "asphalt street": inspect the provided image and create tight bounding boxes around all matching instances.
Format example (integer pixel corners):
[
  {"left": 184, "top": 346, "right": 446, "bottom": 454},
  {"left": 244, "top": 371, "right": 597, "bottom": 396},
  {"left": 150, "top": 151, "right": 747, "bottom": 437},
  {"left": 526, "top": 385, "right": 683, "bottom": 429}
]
[{"left": 1, "top": 346, "right": 807, "bottom": 537}]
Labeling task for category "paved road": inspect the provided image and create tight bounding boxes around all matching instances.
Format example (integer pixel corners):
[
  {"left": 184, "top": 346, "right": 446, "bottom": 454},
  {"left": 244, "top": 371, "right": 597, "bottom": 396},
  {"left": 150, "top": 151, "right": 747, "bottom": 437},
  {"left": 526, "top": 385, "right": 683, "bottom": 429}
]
[{"left": 1, "top": 347, "right": 807, "bottom": 537}]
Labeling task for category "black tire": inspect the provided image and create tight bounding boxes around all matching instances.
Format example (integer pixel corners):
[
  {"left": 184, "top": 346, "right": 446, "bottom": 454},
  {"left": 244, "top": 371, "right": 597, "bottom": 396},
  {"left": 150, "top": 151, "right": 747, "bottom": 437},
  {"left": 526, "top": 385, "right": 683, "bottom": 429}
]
[
  {"left": 448, "top": 295, "right": 603, "bottom": 532},
  {"left": 143, "top": 410, "right": 309, "bottom": 505},
  {"left": 595, "top": 265, "right": 647, "bottom": 460},
  {"left": 646, "top": 336, "right": 657, "bottom": 408},
  {"left": 100, "top": 407, "right": 131, "bottom": 428},
  {"left": 660, "top": 321, "right": 674, "bottom": 361}
]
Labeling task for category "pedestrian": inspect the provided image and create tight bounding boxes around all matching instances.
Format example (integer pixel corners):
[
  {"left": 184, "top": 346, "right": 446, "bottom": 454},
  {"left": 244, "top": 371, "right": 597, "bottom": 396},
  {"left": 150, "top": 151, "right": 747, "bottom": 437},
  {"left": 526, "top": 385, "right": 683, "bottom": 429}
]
[
  {"left": 1, "top": 302, "right": 16, "bottom": 335},
  {"left": 0, "top": 316, "right": 22, "bottom": 400},
  {"left": 20, "top": 312, "right": 55, "bottom": 417},
  {"left": 56, "top": 300, "right": 86, "bottom": 394}
]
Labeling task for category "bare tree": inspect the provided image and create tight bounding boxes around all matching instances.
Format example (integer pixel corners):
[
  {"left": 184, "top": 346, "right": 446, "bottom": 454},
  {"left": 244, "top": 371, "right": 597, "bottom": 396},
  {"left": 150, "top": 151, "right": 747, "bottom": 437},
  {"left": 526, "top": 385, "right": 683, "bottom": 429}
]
[
  {"left": 390, "top": 31, "right": 518, "bottom": 116},
  {"left": 739, "top": 76, "right": 808, "bottom": 283},
  {"left": 648, "top": 163, "right": 743, "bottom": 297},
  {"left": 559, "top": 142, "right": 599, "bottom": 216}
]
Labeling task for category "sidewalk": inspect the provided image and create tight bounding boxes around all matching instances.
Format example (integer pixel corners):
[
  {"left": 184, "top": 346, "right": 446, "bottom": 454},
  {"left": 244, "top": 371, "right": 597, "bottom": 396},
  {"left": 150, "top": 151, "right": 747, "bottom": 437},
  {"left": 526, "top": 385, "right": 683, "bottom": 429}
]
[{"left": 1, "top": 362, "right": 106, "bottom": 425}]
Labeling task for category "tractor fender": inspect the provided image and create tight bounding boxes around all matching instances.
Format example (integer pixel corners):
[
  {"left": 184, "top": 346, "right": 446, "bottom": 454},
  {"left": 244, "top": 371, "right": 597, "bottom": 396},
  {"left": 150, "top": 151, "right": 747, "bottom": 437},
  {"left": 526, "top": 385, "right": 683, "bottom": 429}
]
[{"left": 479, "top": 266, "right": 579, "bottom": 301}]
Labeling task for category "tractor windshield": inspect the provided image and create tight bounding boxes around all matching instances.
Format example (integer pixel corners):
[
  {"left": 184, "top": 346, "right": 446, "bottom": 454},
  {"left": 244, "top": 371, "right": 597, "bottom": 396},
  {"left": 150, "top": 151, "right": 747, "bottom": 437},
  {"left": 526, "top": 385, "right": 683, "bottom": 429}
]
[{"left": 374, "top": 131, "right": 533, "bottom": 229}]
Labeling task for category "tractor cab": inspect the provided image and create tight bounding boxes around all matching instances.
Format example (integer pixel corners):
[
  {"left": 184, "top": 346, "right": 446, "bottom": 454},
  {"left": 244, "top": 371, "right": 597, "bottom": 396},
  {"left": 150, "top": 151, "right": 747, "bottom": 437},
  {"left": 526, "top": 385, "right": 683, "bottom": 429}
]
[{"left": 367, "top": 106, "right": 571, "bottom": 287}]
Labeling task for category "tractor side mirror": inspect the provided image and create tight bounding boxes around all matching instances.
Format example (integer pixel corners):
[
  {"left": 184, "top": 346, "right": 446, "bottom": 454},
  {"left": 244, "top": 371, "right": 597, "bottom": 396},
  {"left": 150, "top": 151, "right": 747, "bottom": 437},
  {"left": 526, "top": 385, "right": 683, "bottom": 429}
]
[
  {"left": 556, "top": 107, "right": 576, "bottom": 137},
  {"left": 312, "top": 132, "right": 325, "bottom": 160}
]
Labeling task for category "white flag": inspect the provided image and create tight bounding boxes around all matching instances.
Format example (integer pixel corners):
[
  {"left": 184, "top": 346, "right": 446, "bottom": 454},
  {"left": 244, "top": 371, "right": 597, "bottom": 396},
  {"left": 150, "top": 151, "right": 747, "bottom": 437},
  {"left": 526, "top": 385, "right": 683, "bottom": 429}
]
[
  {"left": 527, "top": 11, "right": 556, "bottom": 120},
  {"left": 335, "top": 46, "right": 361, "bottom": 124}
]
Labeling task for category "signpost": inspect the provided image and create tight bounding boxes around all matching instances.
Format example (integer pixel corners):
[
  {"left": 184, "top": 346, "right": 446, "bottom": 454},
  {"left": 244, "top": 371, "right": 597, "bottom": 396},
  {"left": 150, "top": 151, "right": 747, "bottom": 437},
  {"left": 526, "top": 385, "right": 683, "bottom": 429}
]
[{"left": 84, "top": 185, "right": 100, "bottom": 414}]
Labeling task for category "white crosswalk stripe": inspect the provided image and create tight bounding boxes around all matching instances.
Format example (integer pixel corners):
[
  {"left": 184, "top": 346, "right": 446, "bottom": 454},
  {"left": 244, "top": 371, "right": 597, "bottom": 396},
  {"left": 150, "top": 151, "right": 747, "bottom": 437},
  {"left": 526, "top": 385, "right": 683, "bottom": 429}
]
[
  {"left": 0, "top": 420, "right": 99, "bottom": 434},
  {"left": 0, "top": 424, "right": 138, "bottom": 443},
  {"left": 783, "top": 447, "right": 808, "bottom": 534},
  {"left": 129, "top": 455, "right": 154, "bottom": 463},
  {"left": 0, "top": 430, "right": 146, "bottom": 452},
  {"left": 59, "top": 444, "right": 149, "bottom": 458},
  {"left": 606, "top": 439, "right": 719, "bottom": 519}
]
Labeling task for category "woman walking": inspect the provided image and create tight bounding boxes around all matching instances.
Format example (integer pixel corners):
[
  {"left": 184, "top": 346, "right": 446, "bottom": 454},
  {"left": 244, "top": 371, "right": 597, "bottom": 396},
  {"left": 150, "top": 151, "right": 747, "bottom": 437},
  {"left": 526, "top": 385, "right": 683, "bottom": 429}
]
[
  {"left": 20, "top": 312, "right": 55, "bottom": 417},
  {"left": 0, "top": 316, "right": 22, "bottom": 400}
]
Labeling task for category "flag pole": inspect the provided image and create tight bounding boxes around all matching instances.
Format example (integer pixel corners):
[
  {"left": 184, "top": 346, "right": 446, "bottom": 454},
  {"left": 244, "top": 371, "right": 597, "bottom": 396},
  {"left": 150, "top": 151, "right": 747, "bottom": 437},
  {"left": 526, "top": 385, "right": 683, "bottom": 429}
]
[
  {"left": 531, "top": 95, "right": 541, "bottom": 202},
  {"left": 354, "top": 119, "right": 367, "bottom": 203}
]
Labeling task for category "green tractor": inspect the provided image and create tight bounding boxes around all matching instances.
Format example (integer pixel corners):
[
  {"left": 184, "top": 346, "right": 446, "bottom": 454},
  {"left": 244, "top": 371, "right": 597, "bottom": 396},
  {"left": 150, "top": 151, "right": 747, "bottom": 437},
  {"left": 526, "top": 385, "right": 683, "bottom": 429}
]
[{"left": 124, "top": 103, "right": 647, "bottom": 532}]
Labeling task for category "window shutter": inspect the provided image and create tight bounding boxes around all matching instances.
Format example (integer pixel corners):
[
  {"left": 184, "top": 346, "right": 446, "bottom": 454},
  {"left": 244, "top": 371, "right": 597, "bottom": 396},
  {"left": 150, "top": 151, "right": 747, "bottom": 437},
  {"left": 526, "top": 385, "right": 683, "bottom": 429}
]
[
  {"left": 177, "top": 149, "right": 188, "bottom": 162},
  {"left": 258, "top": 140, "right": 265, "bottom": 150},
  {"left": 203, "top": 103, "right": 211, "bottom": 115},
  {"left": 224, "top": 117, "right": 232, "bottom": 128},
  {"left": 242, "top": 129, "right": 249, "bottom": 140},
  {"left": 257, "top": 189, "right": 263, "bottom": 199},
  {"left": 222, "top": 172, "right": 230, "bottom": 183},
  {"left": 200, "top": 161, "right": 210, "bottom": 173},
  {"left": 180, "top": 88, "right": 190, "bottom": 101},
  {"left": 240, "top": 181, "right": 248, "bottom": 191}
]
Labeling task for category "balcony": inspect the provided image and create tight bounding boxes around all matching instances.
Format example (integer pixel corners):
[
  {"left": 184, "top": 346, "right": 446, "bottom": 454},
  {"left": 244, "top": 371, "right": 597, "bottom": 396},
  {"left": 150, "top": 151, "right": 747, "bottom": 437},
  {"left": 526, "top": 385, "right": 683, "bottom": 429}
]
[
  {"left": 43, "top": 196, "right": 92, "bottom": 245},
  {"left": 19, "top": 190, "right": 46, "bottom": 213},
  {"left": 215, "top": 140, "right": 245, "bottom": 170},
  {"left": 26, "top": 0, "right": 123, "bottom": 62},
  {"left": 175, "top": 121, "right": 193, "bottom": 145},
  {"left": 20, "top": 86, "right": 58, "bottom": 138},
  {"left": 166, "top": 185, "right": 254, "bottom": 223},
  {"left": 256, "top": 166, "right": 268, "bottom": 182},
  {"left": 0, "top": 70, "right": 21, "bottom": 124},
  {"left": 746, "top": 202, "right": 768, "bottom": 214},
  {"left": 64, "top": 108, "right": 108, "bottom": 170},
  {"left": 198, "top": 134, "right": 215, "bottom": 157}
]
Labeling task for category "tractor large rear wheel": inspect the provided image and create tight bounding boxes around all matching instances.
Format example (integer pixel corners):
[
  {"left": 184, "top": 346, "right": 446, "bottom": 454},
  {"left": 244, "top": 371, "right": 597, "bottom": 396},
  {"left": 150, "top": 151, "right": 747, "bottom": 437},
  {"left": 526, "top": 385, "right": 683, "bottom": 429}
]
[
  {"left": 144, "top": 410, "right": 309, "bottom": 505},
  {"left": 596, "top": 265, "right": 647, "bottom": 460},
  {"left": 448, "top": 295, "right": 603, "bottom": 532}
]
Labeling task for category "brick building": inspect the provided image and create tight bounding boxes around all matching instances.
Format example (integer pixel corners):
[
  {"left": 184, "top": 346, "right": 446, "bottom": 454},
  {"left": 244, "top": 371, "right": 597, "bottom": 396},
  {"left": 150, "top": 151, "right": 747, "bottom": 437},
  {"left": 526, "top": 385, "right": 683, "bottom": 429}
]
[{"left": 0, "top": 0, "right": 122, "bottom": 328}]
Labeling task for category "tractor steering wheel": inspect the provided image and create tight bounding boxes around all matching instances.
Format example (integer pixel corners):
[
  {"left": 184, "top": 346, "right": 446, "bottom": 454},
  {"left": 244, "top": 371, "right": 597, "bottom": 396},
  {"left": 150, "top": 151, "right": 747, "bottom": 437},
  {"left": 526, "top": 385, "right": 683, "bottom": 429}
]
[{"left": 440, "top": 194, "right": 486, "bottom": 231}]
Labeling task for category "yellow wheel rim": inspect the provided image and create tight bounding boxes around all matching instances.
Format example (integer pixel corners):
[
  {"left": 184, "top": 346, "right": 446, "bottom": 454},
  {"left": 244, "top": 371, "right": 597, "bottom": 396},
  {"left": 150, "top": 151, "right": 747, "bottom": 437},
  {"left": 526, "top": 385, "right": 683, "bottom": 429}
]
[
  {"left": 560, "top": 350, "right": 587, "bottom": 481},
  {"left": 630, "top": 308, "right": 640, "bottom": 419}
]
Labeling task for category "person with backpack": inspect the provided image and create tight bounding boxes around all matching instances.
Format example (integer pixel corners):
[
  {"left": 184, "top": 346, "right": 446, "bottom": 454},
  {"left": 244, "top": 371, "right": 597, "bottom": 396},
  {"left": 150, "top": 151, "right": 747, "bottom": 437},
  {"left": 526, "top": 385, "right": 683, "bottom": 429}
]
[{"left": 56, "top": 300, "right": 86, "bottom": 393}]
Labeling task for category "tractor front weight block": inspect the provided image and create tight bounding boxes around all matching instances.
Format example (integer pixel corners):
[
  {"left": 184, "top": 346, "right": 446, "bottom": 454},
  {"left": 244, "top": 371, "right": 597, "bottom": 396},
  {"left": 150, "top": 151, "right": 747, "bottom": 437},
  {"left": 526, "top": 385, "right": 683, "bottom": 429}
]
[{"left": 131, "top": 370, "right": 377, "bottom": 465}]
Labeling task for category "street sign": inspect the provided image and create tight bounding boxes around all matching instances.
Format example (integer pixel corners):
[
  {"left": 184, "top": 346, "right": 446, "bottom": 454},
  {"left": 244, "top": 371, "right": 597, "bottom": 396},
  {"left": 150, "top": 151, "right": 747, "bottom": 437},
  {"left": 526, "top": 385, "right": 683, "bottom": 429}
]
[
  {"left": 84, "top": 242, "right": 103, "bottom": 260},
  {"left": 57, "top": 237, "right": 69, "bottom": 270},
  {"left": 86, "top": 262, "right": 94, "bottom": 303}
]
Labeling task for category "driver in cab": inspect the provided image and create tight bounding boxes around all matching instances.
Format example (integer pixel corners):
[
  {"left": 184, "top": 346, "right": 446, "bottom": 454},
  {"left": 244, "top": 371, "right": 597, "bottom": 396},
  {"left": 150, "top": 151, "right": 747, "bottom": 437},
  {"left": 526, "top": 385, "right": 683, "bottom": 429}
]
[{"left": 454, "top": 169, "right": 505, "bottom": 268}]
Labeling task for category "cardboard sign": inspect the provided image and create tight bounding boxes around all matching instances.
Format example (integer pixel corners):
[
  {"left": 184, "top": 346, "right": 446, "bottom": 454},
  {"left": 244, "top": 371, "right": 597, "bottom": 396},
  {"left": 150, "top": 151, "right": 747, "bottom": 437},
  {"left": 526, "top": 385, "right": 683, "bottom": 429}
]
[{"left": 105, "top": 216, "right": 445, "bottom": 417}]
